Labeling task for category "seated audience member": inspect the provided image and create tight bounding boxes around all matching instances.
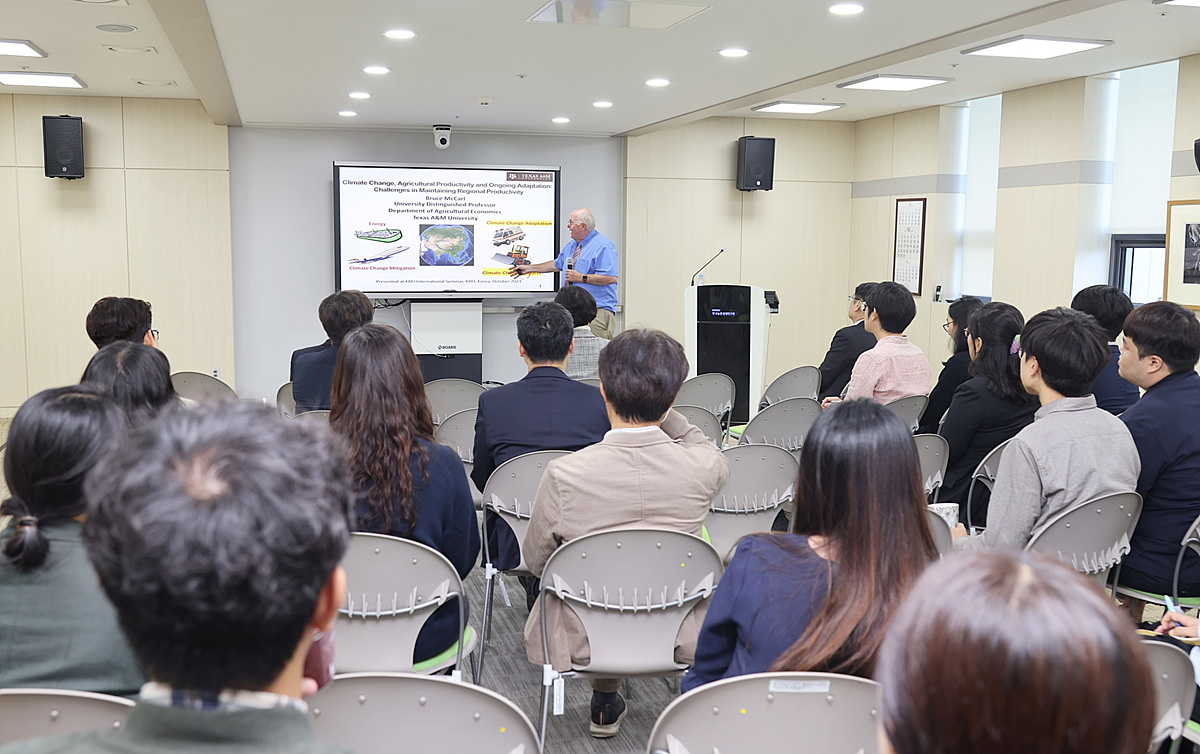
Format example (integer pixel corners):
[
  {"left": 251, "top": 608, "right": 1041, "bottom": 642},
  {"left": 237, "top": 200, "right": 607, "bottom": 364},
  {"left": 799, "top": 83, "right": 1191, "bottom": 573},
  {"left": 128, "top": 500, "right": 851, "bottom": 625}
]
[
  {"left": 554, "top": 285, "right": 607, "bottom": 380},
  {"left": 290, "top": 290, "right": 374, "bottom": 413},
  {"left": 523, "top": 329, "right": 730, "bottom": 738},
  {"left": 81, "top": 341, "right": 179, "bottom": 426},
  {"left": 916, "top": 296, "right": 982, "bottom": 433},
  {"left": 1072, "top": 284, "right": 1139, "bottom": 414},
  {"left": 1115, "top": 302, "right": 1200, "bottom": 596},
  {"left": 824, "top": 281, "right": 931, "bottom": 407},
  {"left": 0, "top": 404, "right": 353, "bottom": 753},
  {"left": 0, "top": 385, "right": 144, "bottom": 697},
  {"left": 85, "top": 297, "right": 156, "bottom": 349},
  {"left": 879, "top": 552, "right": 1154, "bottom": 754},
  {"left": 937, "top": 302, "right": 1038, "bottom": 524},
  {"left": 330, "top": 323, "right": 479, "bottom": 663},
  {"left": 956, "top": 307, "right": 1139, "bottom": 550},
  {"left": 817, "top": 282, "right": 877, "bottom": 400},
  {"left": 684, "top": 399, "right": 937, "bottom": 692}
]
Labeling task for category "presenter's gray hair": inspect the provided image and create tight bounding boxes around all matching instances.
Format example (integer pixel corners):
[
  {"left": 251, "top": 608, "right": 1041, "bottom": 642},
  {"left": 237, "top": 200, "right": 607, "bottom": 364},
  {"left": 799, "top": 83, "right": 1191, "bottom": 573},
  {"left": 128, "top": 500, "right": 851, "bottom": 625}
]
[{"left": 571, "top": 209, "right": 596, "bottom": 232}]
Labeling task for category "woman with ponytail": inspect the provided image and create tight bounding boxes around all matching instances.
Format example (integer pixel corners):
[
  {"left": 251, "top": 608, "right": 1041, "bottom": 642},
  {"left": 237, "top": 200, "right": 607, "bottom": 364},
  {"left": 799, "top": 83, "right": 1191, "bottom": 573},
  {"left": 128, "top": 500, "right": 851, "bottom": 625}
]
[{"left": 0, "top": 384, "right": 144, "bottom": 694}]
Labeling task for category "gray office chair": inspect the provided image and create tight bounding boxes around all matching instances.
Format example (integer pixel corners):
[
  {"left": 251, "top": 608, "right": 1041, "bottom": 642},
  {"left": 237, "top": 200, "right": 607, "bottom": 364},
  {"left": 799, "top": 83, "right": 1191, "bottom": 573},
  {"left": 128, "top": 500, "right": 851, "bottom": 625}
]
[
  {"left": 673, "top": 404, "right": 724, "bottom": 447},
  {"left": 914, "top": 433, "right": 949, "bottom": 502},
  {"left": 925, "top": 508, "right": 953, "bottom": 557},
  {"left": 337, "top": 533, "right": 476, "bottom": 679},
  {"left": 761, "top": 365, "right": 821, "bottom": 405},
  {"left": 170, "top": 371, "right": 238, "bottom": 403},
  {"left": 477, "top": 450, "right": 571, "bottom": 685},
  {"left": 276, "top": 381, "right": 296, "bottom": 418},
  {"left": 434, "top": 408, "right": 482, "bottom": 508},
  {"left": 675, "top": 374, "right": 735, "bottom": 430},
  {"left": 538, "top": 529, "right": 723, "bottom": 743},
  {"left": 737, "top": 397, "right": 822, "bottom": 459},
  {"left": 647, "top": 672, "right": 880, "bottom": 754},
  {"left": 1024, "top": 491, "right": 1143, "bottom": 588},
  {"left": 0, "top": 689, "right": 134, "bottom": 746},
  {"left": 425, "top": 378, "right": 485, "bottom": 425},
  {"left": 579, "top": 377, "right": 602, "bottom": 389},
  {"left": 883, "top": 395, "right": 927, "bottom": 434},
  {"left": 1114, "top": 511, "right": 1200, "bottom": 611},
  {"left": 294, "top": 409, "right": 330, "bottom": 423},
  {"left": 706, "top": 444, "right": 798, "bottom": 560},
  {"left": 1143, "top": 640, "right": 1196, "bottom": 754},
  {"left": 309, "top": 673, "right": 541, "bottom": 754},
  {"left": 965, "top": 438, "right": 1012, "bottom": 532}
]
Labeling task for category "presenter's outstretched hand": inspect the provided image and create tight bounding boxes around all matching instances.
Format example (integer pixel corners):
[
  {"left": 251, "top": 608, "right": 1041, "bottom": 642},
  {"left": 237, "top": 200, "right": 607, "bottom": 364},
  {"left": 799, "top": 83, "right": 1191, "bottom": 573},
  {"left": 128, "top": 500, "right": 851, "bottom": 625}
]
[{"left": 509, "top": 265, "right": 524, "bottom": 278}]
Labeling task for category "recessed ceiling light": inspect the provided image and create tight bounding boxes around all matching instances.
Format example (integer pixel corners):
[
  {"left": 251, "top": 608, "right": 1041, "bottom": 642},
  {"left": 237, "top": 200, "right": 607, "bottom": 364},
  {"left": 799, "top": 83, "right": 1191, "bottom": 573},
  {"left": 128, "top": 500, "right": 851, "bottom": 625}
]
[
  {"left": 962, "top": 35, "right": 1112, "bottom": 59},
  {"left": 552, "top": 117, "right": 570, "bottom": 124},
  {"left": 593, "top": 100, "right": 613, "bottom": 108},
  {"left": 104, "top": 45, "right": 156, "bottom": 54},
  {"left": 349, "top": 91, "right": 370, "bottom": 99},
  {"left": 339, "top": 110, "right": 357, "bottom": 117},
  {"left": 646, "top": 78, "right": 670, "bottom": 87},
  {"left": 0, "top": 71, "right": 86, "bottom": 88},
  {"left": 363, "top": 66, "right": 389, "bottom": 75},
  {"left": 838, "top": 74, "right": 951, "bottom": 91},
  {"left": 384, "top": 29, "right": 417, "bottom": 39},
  {"left": 96, "top": 24, "right": 138, "bottom": 33},
  {"left": 829, "top": 3, "right": 864, "bottom": 15},
  {"left": 134, "top": 79, "right": 176, "bottom": 87},
  {"left": 0, "top": 39, "right": 47, "bottom": 58},
  {"left": 719, "top": 48, "right": 749, "bottom": 58},
  {"left": 752, "top": 101, "right": 844, "bottom": 114},
  {"left": 1152, "top": 0, "right": 1200, "bottom": 6}
]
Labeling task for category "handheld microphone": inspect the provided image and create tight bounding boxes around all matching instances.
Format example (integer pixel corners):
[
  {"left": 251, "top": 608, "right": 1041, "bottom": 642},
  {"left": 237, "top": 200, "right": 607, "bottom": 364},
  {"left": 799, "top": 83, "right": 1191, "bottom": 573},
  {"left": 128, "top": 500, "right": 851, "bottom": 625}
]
[
  {"left": 691, "top": 247, "right": 726, "bottom": 286},
  {"left": 566, "top": 257, "right": 575, "bottom": 271}
]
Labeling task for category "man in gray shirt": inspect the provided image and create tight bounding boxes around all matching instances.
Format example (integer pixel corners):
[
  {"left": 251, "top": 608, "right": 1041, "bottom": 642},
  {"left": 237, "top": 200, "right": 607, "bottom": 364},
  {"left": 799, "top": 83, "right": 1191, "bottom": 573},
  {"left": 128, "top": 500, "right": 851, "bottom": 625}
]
[{"left": 955, "top": 307, "right": 1140, "bottom": 551}]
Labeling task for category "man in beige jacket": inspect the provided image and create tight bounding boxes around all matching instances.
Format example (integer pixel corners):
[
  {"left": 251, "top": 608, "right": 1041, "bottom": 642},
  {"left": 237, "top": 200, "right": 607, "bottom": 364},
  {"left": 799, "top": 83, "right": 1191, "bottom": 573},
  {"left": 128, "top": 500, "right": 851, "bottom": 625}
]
[{"left": 522, "top": 328, "right": 730, "bottom": 738}]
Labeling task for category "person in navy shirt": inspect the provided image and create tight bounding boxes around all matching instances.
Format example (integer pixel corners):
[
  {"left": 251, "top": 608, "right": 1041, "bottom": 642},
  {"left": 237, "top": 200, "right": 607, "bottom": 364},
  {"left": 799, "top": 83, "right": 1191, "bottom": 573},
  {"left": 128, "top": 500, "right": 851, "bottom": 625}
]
[
  {"left": 511, "top": 208, "right": 619, "bottom": 338},
  {"left": 1116, "top": 301, "right": 1200, "bottom": 598},
  {"left": 1071, "top": 284, "right": 1139, "bottom": 414},
  {"left": 290, "top": 290, "right": 374, "bottom": 413}
]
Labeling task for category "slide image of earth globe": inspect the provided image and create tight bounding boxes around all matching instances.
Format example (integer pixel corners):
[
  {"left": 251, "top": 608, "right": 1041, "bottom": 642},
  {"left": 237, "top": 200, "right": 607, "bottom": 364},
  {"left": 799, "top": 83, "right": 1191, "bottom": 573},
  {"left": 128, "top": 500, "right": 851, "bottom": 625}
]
[{"left": 419, "top": 224, "right": 474, "bottom": 266}]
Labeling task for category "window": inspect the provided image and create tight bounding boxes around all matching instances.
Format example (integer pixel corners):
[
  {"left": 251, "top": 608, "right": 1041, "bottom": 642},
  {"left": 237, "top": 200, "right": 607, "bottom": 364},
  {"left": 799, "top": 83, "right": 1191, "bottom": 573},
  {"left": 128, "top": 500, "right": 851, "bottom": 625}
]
[{"left": 1110, "top": 234, "right": 1165, "bottom": 305}]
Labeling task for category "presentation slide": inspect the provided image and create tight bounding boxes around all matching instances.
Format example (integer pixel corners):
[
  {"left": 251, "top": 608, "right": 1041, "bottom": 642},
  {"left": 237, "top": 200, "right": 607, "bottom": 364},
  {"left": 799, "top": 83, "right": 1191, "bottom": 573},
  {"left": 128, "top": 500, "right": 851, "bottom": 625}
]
[{"left": 334, "top": 162, "right": 561, "bottom": 297}]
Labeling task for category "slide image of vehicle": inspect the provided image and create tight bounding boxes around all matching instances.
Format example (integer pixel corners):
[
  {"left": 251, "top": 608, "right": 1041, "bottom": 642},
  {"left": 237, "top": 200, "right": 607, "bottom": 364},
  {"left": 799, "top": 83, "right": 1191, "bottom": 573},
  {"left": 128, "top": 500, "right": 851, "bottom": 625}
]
[
  {"left": 348, "top": 246, "right": 409, "bottom": 264},
  {"left": 492, "top": 244, "right": 533, "bottom": 266},
  {"left": 492, "top": 227, "right": 525, "bottom": 245},
  {"left": 354, "top": 228, "right": 404, "bottom": 243},
  {"left": 419, "top": 224, "right": 475, "bottom": 266}
]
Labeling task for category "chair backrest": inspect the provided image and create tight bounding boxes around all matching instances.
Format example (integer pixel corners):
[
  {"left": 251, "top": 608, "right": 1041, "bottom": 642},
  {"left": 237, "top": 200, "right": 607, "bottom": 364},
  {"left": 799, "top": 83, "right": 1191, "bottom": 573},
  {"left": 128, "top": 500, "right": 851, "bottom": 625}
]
[
  {"left": 762, "top": 366, "right": 821, "bottom": 404},
  {"left": 540, "top": 529, "right": 723, "bottom": 676},
  {"left": 310, "top": 673, "right": 541, "bottom": 754},
  {"left": 972, "top": 438, "right": 1011, "bottom": 489},
  {"left": 170, "top": 371, "right": 238, "bottom": 402},
  {"left": 434, "top": 408, "right": 477, "bottom": 464},
  {"left": 425, "top": 378, "right": 486, "bottom": 425},
  {"left": 337, "top": 533, "right": 468, "bottom": 673},
  {"left": 0, "top": 689, "right": 134, "bottom": 745},
  {"left": 673, "top": 405, "right": 724, "bottom": 446},
  {"left": 738, "top": 397, "right": 822, "bottom": 457},
  {"left": 646, "top": 672, "right": 880, "bottom": 754},
  {"left": 913, "top": 433, "right": 949, "bottom": 497},
  {"left": 925, "top": 508, "right": 953, "bottom": 556},
  {"left": 482, "top": 450, "right": 571, "bottom": 574},
  {"left": 276, "top": 381, "right": 296, "bottom": 418},
  {"left": 706, "top": 445, "right": 798, "bottom": 559},
  {"left": 883, "top": 395, "right": 928, "bottom": 434},
  {"left": 676, "top": 374, "right": 735, "bottom": 424},
  {"left": 294, "top": 409, "right": 330, "bottom": 423},
  {"left": 1025, "top": 492, "right": 1143, "bottom": 586},
  {"left": 1143, "top": 640, "right": 1196, "bottom": 748},
  {"left": 579, "top": 377, "right": 602, "bottom": 389}
]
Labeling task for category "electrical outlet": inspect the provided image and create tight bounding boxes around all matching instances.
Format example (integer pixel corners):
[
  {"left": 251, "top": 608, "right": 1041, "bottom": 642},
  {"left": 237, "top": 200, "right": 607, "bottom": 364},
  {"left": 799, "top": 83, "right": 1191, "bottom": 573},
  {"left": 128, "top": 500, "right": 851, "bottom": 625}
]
[{"left": 211, "top": 367, "right": 220, "bottom": 380}]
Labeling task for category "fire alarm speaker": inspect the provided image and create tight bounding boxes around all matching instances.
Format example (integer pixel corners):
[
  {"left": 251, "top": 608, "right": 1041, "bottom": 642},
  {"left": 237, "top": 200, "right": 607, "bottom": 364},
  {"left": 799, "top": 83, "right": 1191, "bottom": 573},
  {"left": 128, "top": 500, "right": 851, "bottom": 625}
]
[
  {"left": 736, "top": 136, "right": 775, "bottom": 192},
  {"left": 43, "top": 115, "right": 84, "bottom": 179}
]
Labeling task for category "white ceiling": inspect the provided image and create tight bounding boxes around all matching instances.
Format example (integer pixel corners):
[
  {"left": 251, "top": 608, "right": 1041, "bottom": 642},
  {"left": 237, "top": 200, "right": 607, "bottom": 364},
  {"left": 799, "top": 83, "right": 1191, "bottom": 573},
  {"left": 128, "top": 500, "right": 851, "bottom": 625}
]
[{"left": 2, "top": 0, "right": 1198, "bottom": 136}]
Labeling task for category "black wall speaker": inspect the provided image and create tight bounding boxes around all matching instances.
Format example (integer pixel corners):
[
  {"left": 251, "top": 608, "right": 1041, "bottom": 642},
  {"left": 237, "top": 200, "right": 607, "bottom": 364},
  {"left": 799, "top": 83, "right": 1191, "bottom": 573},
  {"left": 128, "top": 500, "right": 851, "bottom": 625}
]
[
  {"left": 737, "top": 136, "right": 775, "bottom": 192},
  {"left": 43, "top": 115, "right": 84, "bottom": 179},
  {"left": 1194, "top": 138, "right": 1199, "bottom": 174}
]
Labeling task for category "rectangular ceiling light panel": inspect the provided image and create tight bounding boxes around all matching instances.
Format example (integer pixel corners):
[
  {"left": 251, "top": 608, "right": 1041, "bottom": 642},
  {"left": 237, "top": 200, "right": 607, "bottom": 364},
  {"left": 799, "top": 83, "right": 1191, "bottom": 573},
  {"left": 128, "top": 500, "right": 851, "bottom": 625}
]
[
  {"left": 528, "top": 0, "right": 709, "bottom": 29},
  {"left": 1152, "top": 0, "right": 1200, "bottom": 7},
  {"left": 752, "top": 102, "right": 844, "bottom": 114},
  {"left": 838, "top": 75, "right": 950, "bottom": 91},
  {"left": 0, "top": 72, "right": 86, "bottom": 88},
  {"left": 0, "top": 39, "right": 48, "bottom": 58},
  {"left": 962, "top": 35, "right": 1111, "bottom": 59}
]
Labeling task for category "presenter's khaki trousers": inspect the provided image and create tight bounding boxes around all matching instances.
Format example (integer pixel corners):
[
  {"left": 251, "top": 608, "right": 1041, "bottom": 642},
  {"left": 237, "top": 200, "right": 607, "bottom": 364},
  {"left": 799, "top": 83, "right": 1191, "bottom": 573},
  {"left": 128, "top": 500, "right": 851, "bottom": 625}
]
[{"left": 590, "top": 308, "right": 617, "bottom": 339}]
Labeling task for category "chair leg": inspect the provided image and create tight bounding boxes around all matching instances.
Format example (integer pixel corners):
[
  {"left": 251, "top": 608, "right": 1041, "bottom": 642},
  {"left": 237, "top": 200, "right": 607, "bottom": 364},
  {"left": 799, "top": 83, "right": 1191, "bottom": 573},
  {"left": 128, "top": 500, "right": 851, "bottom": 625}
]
[
  {"left": 539, "top": 665, "right": 555, "bottom": 744},
  {"left": 476, "top": 566, "right": 496, "bottom": 684}
]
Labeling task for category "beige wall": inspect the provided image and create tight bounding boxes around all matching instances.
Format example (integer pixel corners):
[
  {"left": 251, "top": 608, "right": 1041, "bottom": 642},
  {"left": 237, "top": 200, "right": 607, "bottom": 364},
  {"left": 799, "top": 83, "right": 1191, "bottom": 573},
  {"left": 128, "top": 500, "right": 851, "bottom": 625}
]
[
  {"left": 0, "top": 95, "right": 232, "bottom": 415},
  {"left": 1171, "top": 54, "right": 1200, "bottom": 201}
]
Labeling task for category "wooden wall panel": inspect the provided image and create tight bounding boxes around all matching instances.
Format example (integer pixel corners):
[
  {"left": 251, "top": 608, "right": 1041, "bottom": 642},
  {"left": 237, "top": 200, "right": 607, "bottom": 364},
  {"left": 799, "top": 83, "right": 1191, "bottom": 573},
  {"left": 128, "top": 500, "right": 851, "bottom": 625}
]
[
  {"left": 992, "top": 185, "right": 1080, "bottom": 317},
  {"left": 1173, "top": 55, "right": 1200, "bottom": 153},
  {"left": 13, "top": 96, "right": 124, "bottom": 169},
  {"left": 0, "top": 95, "right": 15, "bottom": 166},
  {"left": 892, "top": 107, "right": 941, "bottom": 178},
  {"left": 999, "top": 79, "right": 1086, "bottom": 167},
  {"left": 123, "top": 98, "right": 228, "bottom": 170},
  {"left": 0, "top": 168, "right": 28, "bottom": 406},
  {"left": 17, "top": 167, "right": 129, "bottom": 394},
  {"left": 126, "top": 169, "right": 235, "bottom": 387},
  {"left": 853, "top": 115, "right": 894, "bottom": 182},
  {"left": 748, "top": 119, "right": 854, "bottom": 184},
  {"left": 626, "top": 118, "right": 746, "bottom": 180},
  {"left": 848, "top": 196, "right": 893, "bottom": 285}
]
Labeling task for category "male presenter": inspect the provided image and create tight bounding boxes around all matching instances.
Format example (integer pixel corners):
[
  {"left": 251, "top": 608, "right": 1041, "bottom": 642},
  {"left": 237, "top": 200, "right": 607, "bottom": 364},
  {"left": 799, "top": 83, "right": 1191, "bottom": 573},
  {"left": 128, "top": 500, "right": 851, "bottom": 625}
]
[{"left": 511, "top": 208, "right": 619, "bottom": 338}]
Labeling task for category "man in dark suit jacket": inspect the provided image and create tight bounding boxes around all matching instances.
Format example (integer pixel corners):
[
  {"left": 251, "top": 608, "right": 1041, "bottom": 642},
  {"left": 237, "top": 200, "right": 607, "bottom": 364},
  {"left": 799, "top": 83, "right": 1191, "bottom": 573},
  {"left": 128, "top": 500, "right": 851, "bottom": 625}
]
[
  {"left": 817, "top": 282, "right": 878, "bottom": 400},
  {"left": 472, "top": 302, "right": 610, "bottom": 585},
  {"left": 289, "top": 290, "right": 374, "bottom": 412},
  {"left": 1071, "top": 284, "right": 1139, "bottom": 414}
]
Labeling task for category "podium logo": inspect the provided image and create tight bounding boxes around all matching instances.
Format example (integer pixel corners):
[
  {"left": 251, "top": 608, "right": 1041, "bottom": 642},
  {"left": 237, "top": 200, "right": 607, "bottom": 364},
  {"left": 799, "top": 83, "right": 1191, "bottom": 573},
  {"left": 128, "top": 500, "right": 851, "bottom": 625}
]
[{"left": 437, "top": 344, "right": 458, "bottom": 350}]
